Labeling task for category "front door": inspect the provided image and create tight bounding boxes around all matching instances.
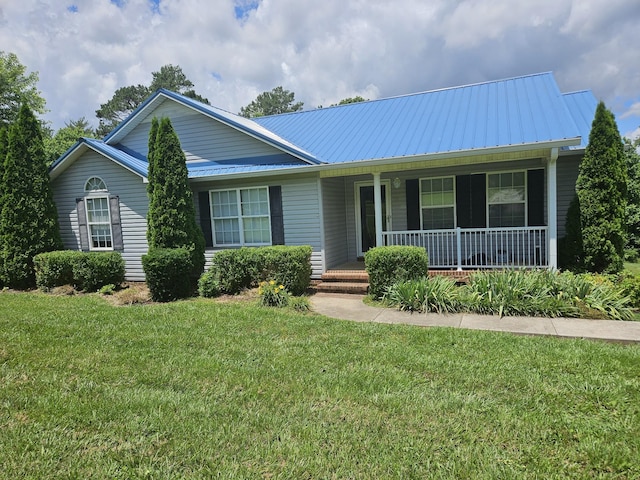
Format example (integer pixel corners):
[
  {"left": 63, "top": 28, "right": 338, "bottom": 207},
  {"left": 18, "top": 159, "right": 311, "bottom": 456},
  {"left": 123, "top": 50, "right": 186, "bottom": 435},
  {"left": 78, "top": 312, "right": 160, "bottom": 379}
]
[{"left": 356, "top": 182, "right": 391, "bottom": 256}]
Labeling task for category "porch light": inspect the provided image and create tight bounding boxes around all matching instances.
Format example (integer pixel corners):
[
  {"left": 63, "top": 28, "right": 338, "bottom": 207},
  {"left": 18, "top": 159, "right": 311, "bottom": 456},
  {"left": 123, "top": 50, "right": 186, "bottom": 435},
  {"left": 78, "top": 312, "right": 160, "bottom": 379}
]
[{"left": 393, "top": 177, "right": 401, "bottom": 189}]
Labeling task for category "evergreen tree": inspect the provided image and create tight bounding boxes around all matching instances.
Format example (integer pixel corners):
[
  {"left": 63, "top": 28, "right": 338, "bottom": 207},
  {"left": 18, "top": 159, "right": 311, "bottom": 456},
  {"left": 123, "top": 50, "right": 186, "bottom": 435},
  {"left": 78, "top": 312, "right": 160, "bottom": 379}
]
[
  {"left": 0, "top": 127, "right": 7, "bottom": 283},
  {"left": 575, "top": 101, "right": 627, "bottom": 273},
  {"left": 146, "top": 117, "right": 159, "bottom": 242},
  {"left": 558, "top": 194, "right": 583, "bottom": 271},
  {"left": 146, "top": 117, "right": 205, "bottom": 277},
  {"left": 0, "top": 104, "right": 62, "bottom": 288},
  {"left": 623, "top": 137, "right": 640, "bottom": 258},
  {"left": 239, "top": 86, "right": 303, "bottom": 118}
]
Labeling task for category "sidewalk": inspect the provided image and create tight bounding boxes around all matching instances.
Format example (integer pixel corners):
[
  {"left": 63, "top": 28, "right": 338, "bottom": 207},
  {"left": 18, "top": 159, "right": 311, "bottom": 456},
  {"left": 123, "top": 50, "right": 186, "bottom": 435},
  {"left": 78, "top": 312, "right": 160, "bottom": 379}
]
[{"left": 310, "top": 293, "right": 640, "bottom": 344}]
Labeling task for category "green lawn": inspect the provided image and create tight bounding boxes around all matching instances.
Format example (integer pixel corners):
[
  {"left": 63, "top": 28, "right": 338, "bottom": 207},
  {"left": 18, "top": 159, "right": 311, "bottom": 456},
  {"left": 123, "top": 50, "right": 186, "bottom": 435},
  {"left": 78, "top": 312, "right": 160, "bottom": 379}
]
[
  {"left": 625, "top": 262, "right": 640, "bottom": 276},
  {"left": 1, "top": 292, "right": 639, "bottom": 479}
]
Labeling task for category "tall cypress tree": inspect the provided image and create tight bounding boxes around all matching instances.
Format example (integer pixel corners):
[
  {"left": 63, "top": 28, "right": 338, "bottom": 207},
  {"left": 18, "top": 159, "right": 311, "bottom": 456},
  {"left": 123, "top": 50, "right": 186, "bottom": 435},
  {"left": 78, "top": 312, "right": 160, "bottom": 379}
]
[
  {"left": 0, "top": 127, "right": 7, "bottom": 285},
  {"left": 0, "top": 104, "right": 62, "bottom": 288},
  {"left": 146, "top": 117, "right": 205, "bottom": 276},
  {"left": 146, "top": 116, "right": 159, "bottom": 244},
  {"left": 575, "top": 101, "right": 626, "bottom": 273}
]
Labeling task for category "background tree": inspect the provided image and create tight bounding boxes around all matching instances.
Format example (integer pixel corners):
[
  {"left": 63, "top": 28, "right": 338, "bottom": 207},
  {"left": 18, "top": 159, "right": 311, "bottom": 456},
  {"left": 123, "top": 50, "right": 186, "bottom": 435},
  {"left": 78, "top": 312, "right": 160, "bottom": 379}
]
[
  {"left": 0, "top": 51, "right": 47, "bottom": 128},
  {"left": 146, "top": 117, "right": 205, "bottom": 278},
  {"left": 239, "top": 86, "right": 303, "bottom": 118},
  {"left": 44, "top": 117, "right": 96, "bottom": 165},
  {"left": 558, "top": 194, "right": 583, "bottom": 271},
  {"left": 575, "top": 101, "right": 627, "bottom": 273},
  {"left": 624, "top": 137, "right": 640, "bottom": 259},
  {"left": 0, "top": 104, "right": 62, "bottom": 288},
  {"left": 95, "top": 65, "right": 209, "bottom": 137}
]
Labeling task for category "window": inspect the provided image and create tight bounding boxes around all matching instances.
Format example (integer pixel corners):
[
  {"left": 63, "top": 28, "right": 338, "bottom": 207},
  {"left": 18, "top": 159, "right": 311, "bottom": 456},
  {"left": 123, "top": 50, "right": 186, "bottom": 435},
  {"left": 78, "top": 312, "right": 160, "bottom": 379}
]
[
  {"left": 210, "top": 187, "right": 271, "bottom": 246},
  {"left": 487, "top": 171, "right": 526, "bottom": 227},
  {"left": 420, "top": 177, "right": 455, "bottom": 229},
  {"left": 83, "top": 177, "right": 113, "bottom": 250},
  {"left": 85, "top": 197, "right": 112, "bottom": 249}
]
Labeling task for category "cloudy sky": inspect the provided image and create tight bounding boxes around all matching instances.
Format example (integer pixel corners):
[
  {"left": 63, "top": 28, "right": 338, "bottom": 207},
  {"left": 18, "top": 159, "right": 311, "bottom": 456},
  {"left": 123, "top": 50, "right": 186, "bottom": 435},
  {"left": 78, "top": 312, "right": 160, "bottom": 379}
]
[{"left": 1, "top": 0, "right": 639, "bottom": 139}]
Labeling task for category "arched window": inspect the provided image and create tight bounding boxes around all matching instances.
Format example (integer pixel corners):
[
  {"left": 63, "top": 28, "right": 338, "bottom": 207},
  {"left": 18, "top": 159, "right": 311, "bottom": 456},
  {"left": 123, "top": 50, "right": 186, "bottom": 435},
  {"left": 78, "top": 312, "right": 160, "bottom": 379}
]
[{"left": 85, "top": 177, "right": 108, "bottom": 192}]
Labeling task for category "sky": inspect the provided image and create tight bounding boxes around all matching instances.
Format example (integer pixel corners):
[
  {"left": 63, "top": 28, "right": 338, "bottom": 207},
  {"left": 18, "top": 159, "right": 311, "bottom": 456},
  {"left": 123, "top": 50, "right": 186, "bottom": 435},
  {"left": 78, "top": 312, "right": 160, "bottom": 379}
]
[{"left": 1, "top": 0, "right": 639, "bottom": 139}]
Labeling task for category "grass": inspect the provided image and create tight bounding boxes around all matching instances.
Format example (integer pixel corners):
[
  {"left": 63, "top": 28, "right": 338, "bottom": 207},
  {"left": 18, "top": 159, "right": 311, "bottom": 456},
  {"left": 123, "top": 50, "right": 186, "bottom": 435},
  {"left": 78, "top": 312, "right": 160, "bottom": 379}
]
[
  {"left": 1, "top": 292, "right": 639, "bottom": 478},
  {"left": 625, "top": 262, "right": 640, "bottom": 276}
]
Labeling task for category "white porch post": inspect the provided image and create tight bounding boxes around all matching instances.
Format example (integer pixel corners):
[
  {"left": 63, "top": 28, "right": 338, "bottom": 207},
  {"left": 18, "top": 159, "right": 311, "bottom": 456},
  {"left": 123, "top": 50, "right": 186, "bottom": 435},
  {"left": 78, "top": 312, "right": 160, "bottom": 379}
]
[
  {"left": 373, "top": 173, "right": 383, "bottom": 247},
  {"left": 547, "top": 148, "right": 558, "bottom": 269}
]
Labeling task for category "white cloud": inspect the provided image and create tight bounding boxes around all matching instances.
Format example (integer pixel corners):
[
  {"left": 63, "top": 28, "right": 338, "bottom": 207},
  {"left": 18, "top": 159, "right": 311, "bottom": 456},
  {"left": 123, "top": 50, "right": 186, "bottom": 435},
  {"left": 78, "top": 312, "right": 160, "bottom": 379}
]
[{"left": 0, "top": 0, "right": 638, "bottom": 133}]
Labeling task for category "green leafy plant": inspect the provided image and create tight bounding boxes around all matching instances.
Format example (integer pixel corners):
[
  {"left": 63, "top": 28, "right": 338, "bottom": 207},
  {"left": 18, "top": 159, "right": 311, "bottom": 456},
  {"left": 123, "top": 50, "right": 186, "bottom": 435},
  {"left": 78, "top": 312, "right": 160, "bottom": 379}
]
[
  {"left": 142, "top": 247, "right": 194, "bottom": 302},
  {"left": 365, "top": 246, "right": 429, "bottom": 299},
  {"left": 198, "top": 268, "right": 222, "bottom": 298},
  {"left": 258, "top": 280, "right": 289, "bottom": 307}
]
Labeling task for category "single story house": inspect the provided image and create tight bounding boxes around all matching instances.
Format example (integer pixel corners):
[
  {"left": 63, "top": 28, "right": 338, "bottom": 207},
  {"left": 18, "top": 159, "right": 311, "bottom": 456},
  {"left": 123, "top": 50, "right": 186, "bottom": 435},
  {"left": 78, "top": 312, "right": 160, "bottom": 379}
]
[{"left": 50, "top": 72, "right": 597, "bottom": 281}]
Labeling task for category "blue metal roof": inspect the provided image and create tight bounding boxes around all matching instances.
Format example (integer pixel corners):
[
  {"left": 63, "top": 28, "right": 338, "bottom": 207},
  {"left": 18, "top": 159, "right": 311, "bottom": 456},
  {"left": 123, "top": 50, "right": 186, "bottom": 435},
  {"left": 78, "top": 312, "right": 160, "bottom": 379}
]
[
  {"left": 254, "top": 72, "right": 583, "bottom": 163},
  {"left": 561, "top": 90, "right": 598, "bottom": 150}
]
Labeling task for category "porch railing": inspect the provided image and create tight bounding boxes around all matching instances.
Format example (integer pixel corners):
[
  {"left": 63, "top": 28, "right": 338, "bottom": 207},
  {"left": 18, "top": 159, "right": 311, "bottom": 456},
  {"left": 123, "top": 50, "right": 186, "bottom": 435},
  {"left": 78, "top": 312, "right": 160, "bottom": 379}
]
[{"left": 382, "top": 226, "right": 548, "bottom": 269}]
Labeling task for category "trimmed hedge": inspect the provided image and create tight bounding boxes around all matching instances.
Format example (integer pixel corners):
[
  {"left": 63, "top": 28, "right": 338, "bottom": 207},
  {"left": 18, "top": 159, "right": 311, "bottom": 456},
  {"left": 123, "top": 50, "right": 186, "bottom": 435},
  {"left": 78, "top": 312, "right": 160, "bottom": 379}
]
[
  {"left": 205, "top": 245, "right": 312, "bottom": 296},
  {"left": 365, "top": 246, "right": 429, "bottom": 299},
  {"left": 198, "top": 269, "right": 221, "bottom": 298},
  {"left": 142, "top": 248, "right": 194, "bottom": 302},
  {"left": 34, "top": 250, "right": 125, "bottom": 292}
]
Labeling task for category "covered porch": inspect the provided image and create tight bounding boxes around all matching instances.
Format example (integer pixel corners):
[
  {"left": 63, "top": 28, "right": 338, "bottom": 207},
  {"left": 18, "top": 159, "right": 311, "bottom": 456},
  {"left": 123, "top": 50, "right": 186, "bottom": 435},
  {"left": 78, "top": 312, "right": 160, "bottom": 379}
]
[{"left": 320, "top": 148, "right": 562, "bottom": 273}]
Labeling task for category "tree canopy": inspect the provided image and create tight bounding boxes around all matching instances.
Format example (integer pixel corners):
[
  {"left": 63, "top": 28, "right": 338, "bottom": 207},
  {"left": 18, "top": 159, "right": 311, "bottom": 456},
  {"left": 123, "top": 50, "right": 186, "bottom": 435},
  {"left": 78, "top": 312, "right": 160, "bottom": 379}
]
[
  {"left": 624, "top": 137, "right": 640, "bottom": 258},
  {"left": 239, "top": 86, "right": 303, "bottom": 118},
  {"left": 43, "top": 117, "right": 95, "bottom": 166},
  {"left": 575, "top": 101, "right": 627, "bottom": 273},
  {"left": 0, "top": 51, "right": 47, "bottom": 129},
  {"left": 95, "top": 65, "right": 209, "bottom": 137}
]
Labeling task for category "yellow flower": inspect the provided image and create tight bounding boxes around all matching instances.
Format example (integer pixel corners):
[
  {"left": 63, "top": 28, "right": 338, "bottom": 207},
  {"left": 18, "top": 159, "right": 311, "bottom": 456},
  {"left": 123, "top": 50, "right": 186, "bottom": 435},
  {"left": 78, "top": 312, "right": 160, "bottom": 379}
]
[
  {"left": 279, "top": 285, "right": 285, "bottom": 290},
  {"left": 269, "top": 280, "right": 276, "bottom": 286}
]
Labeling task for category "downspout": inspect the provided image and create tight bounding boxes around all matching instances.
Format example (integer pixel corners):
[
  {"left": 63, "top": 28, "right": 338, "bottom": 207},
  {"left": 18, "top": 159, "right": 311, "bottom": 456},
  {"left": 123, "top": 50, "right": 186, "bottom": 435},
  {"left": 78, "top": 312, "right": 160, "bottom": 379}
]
[{"left": 547, "top": 148, "right": 558, "bottom": 269}]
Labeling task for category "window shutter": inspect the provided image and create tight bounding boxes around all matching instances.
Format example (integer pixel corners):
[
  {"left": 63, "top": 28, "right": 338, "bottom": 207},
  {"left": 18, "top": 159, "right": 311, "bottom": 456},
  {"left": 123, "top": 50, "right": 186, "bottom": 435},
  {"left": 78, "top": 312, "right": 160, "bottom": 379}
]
[
  {"left": 456, "top": 174, "right": 486, "bottom": 228},
  {"left": 76, "top": 198, "right": 90, "bottom": 252},
  {"left": 198, "top": 191, "right": 213, "bottom": 248},
  {"left": 405, "top": 179, "right": 420, "bottom": 230},
  {"left": 527, "top": 169, "right": 545, "bottom": 226},
  {"left": 269, "top": 186, "right": 285, "bottom": 245},
  {"left": 109, "top": 195, "right": 124, "bottom": 251}
]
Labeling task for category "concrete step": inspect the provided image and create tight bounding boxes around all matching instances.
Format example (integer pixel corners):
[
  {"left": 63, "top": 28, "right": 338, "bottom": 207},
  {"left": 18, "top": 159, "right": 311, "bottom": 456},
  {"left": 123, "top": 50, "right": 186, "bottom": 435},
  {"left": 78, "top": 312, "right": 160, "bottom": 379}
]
[
  {"left": 315, "top": 281, "right": 369, "bottom": 294},
  {"left": 321, "top": 271, "right": 369, "bottom": 283}
]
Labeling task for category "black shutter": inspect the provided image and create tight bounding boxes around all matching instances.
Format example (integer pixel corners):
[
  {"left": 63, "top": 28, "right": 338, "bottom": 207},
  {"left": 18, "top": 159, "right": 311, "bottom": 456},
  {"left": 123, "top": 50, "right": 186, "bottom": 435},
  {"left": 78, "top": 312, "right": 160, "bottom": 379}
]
[
  {"left": 198, "top": 191, "right": 213, "bottom": 248},
  {"left": 76, "top": 198, "right": 90, "bottom": 252},
  {"left": 109, "top": 195, "right": 124, "bottom": 251},
  {"left": 527, "top": 169, "right": 545, "bottom": 226},
  {"left": 406, "top": 179, "right": 420, "bottom": 230},
  {"left": 456, "top": 174, "right": 486, "bottom": 228},
  {"left": 269, "top": 186, "right": 284, "bottom": 245}
]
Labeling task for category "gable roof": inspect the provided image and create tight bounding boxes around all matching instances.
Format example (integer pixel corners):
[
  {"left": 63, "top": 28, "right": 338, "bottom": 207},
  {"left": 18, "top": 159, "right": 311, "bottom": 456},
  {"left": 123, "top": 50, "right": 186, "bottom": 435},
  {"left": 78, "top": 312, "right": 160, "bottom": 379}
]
[
  {"left": 50, "top": 137, "right": 148, "bottom": 181},
  {"left": 254, "top": 72, "right": 583, "bottom": 163},
  {"left": 561, "top": 90, "right": 598, "bottom": 150},
  {"left": 103, "top": 89, "right": 321, "bottom": 165}
]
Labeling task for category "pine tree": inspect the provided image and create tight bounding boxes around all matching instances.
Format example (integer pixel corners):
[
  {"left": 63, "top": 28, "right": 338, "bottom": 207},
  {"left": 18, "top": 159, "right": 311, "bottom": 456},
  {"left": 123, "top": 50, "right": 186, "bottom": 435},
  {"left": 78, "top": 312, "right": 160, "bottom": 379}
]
[
  {"left": 145, "top": 117, "right": 159, "bottom": 243},
  {"left": 0, "top": 104, "right": 62, "bottom": 288},
  {"left": 146, "top": 117, "right": 205, "bottom": 277},
  {"left": 575, "top": 101, "right": 627, "bottom": 273}
]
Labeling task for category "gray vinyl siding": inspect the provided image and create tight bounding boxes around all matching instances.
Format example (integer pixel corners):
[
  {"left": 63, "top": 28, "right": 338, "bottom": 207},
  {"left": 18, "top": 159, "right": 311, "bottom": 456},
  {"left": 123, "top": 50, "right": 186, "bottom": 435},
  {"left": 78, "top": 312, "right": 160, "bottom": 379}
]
[
  {"left": 120, "top": 101, "right": 285, "bottom": 162},
  {"left": 321, "top": 177, "right": 349, "bottom": 269},
  {"left": 51, "top": 152, "right": 149, "bottom": 281},
  {"left": 193, "top": 174, "right": 324, "bottom": 279},
  {"left": 556, "top": 154, "right": 582, "bottom": 238}
]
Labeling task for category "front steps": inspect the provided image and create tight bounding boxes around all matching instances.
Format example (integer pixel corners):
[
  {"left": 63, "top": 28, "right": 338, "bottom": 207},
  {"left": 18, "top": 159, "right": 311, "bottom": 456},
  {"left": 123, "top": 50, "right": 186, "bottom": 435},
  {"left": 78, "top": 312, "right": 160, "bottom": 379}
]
[{"left": 315, "top": 269, "right": 369, "bottom": 294}]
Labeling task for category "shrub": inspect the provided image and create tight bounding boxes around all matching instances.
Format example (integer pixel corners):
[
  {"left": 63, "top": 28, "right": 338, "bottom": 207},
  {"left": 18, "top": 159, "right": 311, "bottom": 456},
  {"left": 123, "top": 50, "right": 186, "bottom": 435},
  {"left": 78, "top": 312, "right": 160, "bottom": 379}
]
[
  {"left": 258, "top": 280, "right": 289, "bottom": 307},
  {"left": 618, "top": 272, "right": 640, "bottom": 309},
  {"left": 198, "top": 269, "right": 222, "bottom": 298},
  {"left": 34, "top": 250, "right": 124, "bottom": 292},
  {"left": 365, "top": 246, "right": 429, "bottom": 299},
  {"left": 73, "top": 252, "right": 125, "bottom": 292},
  {"left": 259, "top": 245, "right": 312, "bottom": 295},
  {"left": 385, "top": 276, "right": 459, "bottom": 314},
  {"left": 34, "top": 250, "right": 81, "bottom": 290},
  {"left": 210, "top": 246, "right": 312, "bottom": 295},
  {"left": 142, "top": 248, "right": 194, "bottom": 302}
]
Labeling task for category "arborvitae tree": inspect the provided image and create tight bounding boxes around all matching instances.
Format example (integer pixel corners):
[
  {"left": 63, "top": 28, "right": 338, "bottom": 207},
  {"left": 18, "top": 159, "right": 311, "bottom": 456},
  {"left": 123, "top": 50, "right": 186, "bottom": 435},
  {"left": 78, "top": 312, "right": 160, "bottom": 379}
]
[
  {"left": 0, "top": 127, "right": 7, "bottom": 283},
  {"left": 146, "top": 117, "right": 205, "bottom": 277},
  {"left": 145, "top": 117, "right": 159, "bottom": 242},
  {"left": 575, "top": 101, "right": 627, "bottom": 273},
  {"left": 623, "top": 137, "right": 640, "bottom": 258},
  {"left": 0, "top": 104, "right": 62, "bottom": 288},
  {"left": 558, "top": 194, "right": 583, "bottom": 271}
]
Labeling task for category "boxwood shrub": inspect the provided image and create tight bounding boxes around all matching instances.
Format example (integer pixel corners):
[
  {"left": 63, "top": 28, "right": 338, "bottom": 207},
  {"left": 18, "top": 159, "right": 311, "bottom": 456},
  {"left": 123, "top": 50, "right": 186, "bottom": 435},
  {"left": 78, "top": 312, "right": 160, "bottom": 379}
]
[
  {"left": 34, "top": 250, "right": 125, "bottom": 292},
  {"left": 205, "top": 245, "right": 312, "bottom": 295},
  {"left": 142, "top": 248, "right": 194, "bottom": 302},
  {"left": 365, "top": 246, "right": 429, "bottom": 299}
]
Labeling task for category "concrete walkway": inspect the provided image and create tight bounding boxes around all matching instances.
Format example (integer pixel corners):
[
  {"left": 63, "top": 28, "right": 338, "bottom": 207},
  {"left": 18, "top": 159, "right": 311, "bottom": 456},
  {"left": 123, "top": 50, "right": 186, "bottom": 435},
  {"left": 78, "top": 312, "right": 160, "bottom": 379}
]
[{"left": 310, "top": 293, "right": 640, "bottom": 344}]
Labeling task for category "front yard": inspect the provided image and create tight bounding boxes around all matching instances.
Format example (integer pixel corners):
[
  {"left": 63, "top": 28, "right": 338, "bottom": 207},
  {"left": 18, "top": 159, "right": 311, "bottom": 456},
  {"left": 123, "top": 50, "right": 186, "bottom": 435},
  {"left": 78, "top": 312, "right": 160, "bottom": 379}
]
[{"left": 1, "top": 292, "right": 639, "bottom": 478}]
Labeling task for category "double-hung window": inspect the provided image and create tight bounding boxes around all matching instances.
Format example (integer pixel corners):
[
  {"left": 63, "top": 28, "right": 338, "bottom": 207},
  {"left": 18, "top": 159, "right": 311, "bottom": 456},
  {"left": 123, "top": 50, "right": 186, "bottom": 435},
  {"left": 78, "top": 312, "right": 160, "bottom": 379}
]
[
  {"left": 420, "top": 177, "right": 455, "bottom": 229},
  {"left": 487, "top": 171, "right": 526, "bottom": 227},
  {"left": 210, "top": 187, "right": 271, "bottom": 246},
  {"left": 84, "top": 177, "right": 113, "bottom": 250}
]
